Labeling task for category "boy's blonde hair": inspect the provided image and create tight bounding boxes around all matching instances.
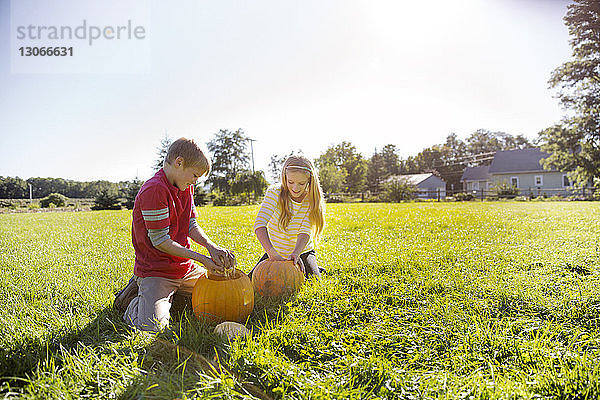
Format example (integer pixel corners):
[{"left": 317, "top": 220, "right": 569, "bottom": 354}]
[
  {"left": 164, "top": 137, "right": 211, "bottom": 176},
  {"left": 278, "top": 155, "right": 325, "bottom": 241}
]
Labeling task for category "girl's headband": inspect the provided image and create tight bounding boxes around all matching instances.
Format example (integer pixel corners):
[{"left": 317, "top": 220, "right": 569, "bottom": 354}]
[{"left": 285, "top": 165, "right": 312, "bottom": 174}]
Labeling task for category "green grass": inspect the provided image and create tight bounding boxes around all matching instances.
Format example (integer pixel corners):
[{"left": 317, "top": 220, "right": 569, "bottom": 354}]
[{"left": 1, "top": 202, "right": 600, "bottom": 399}]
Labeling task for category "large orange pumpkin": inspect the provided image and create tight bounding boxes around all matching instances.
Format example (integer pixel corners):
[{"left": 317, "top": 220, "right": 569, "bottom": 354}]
[
  {"left": 252, "top": 260, "right": 305, "bottom": 297},
  {"left": 191, "top": 268, "right": 254, "bottom": 324}
]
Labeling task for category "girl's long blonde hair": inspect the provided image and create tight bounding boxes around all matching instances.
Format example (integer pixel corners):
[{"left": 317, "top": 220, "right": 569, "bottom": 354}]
[{"left": 277, "top": 155, "right": 325, "bottom": 241}]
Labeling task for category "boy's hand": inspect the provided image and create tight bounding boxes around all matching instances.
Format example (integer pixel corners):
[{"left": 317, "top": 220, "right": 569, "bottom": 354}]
[
  {"left": 289, "top": 252, "right": 306, "bottom": 274},
  {"left": 201, "top": 256, "right": 225, "bottom": 276},
  {"left": 207, "top": 244, "right": 236, "bottom": 270}
]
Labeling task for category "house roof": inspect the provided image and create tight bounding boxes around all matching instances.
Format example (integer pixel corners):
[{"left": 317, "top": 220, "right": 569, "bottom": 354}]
[
  {"left": 460, "top": 165, "right": 491, "bottom": 182},
  {"left": 404, "top": 173, "right": 433, "bottom": 185},
  {"left": 389, "top": 173, "right": 444, "bottom": 185},
  {"left": 488, "top": 148, "right": 554, "bottom": 174}
]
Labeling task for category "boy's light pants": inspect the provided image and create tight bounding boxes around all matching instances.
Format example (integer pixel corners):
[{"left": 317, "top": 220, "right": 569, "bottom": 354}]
[{"left": 124, "top": 266, "right": 204, "bottom": 332}]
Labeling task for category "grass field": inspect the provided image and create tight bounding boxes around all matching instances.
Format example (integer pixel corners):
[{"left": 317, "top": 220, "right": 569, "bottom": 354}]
[{"left": 1, "top": 202, "right": 600, "bottom": 399}]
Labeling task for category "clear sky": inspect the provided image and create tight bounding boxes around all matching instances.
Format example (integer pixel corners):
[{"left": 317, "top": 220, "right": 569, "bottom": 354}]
[{"left": 0, "top": 0, "right": 572, "bottom": 183}]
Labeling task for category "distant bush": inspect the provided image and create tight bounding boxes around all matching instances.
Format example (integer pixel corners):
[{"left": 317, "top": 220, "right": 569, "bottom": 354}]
[
  {"left": 325, "top": 195, "right": 345, "bottom": 203},
  {"left": 40, "top": 193, "right": 68, "bottom": 208},
  {"left": 492, "top": 182, "right": 519, "bottom": 199},
  {"left": 382, "top": 178, "right": 417, "bottom": 202},
  {"left": 92, "top": 189, "right": 121, "bottom": 210},
  {"left": 194, "top": 186, "right": 208, "bottom": 206},
  {"left": 455, "top": 192, "right": 475, "bottom": 201},
  {"left": 123, "top": 179, "right": 143, "bottom": 210},
  {"left": 211, "top": 190, "right": 227, "bottom": 206}
]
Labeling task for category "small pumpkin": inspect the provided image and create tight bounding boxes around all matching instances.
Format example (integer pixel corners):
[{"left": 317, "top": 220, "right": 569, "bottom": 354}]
[
  {"left": 192, "top": 268, "right": 254, "bottom": 323},
  {"left": 252, "top": 260, "right": 305, "bottom": 297},
  {"left": 214, "top": 321, "right": 250, "bottom": 340}
]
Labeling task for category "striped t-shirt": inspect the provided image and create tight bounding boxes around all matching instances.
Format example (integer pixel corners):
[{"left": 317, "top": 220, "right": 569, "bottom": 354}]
[
  {"left": 253, "top": 185, "right": 313, "bottom": 257},
  {"left": 132, "top": 168, "right": 198, "bottom": 279}
]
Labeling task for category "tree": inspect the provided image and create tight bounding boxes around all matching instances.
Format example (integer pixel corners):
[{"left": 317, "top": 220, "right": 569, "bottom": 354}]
[
  {"left": 444, "top": 133, "right": 468, "bottom": 163},
  {"left": 231, "top": 171, "right": 269, "bottom": 200},
  {"left": 316, "top": 141, "right": 367, "bottom": 193},
  {"left": 406, "top": 145, "right": 451, "bottom": 173},
  {"left": 318, "top": 163, "right": 347, "bottom": 194},
  {"left": 92, "top": 189, "right": 121, "bottom": 210},
  {"left": 366, "top": 151, "right": 386, "bottom": 192},
  {"left": 153, "top": 134, "right": 172, "bottom": 172},
  {"left": 465, "top": 129, "right": 533, "bottom": 158},
  {"left": 0, "top": 177, "right": 27, "bottom": 199},
  {"left": 366, "top": 145, "right": 401, "bottom": 192},
  {"left": 466, "top": 130, "right": 502, "bottom": 156},
  {"left": 123, "top": 178, "right": 143, "bottom": 209},
  {"left": 538, "top": 0, "right": 600, "bottom": 185},
  {"left": 207, "top": 129, "right": 250, "bottom": 194},
  {"left": 380, "top": 144, "right": 401, "bottom": 176}
]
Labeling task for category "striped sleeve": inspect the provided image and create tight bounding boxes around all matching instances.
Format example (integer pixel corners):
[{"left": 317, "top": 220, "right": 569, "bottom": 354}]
[
  {"left": 253, "top": 186, "right": 279, "bottom": 232},
  {"left": 139, "top": 187, "right": 170, "bottom": 230},
  {"left": 148, "top": 227, "right": 170, "bottom": 246}
]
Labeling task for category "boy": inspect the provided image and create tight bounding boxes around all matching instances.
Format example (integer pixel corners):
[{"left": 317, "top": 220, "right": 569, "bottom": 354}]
[{"left": 114, "top": 137, "right": 235, "bottom": 332}]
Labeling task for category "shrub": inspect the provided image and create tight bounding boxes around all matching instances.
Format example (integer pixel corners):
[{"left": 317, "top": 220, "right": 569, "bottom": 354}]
[
  {"left": 92, "top": 189, "right": 121, "bottom": 210},
  {"left": 455, "top": 192, "right": 475, "bottom": 201},
  {"left": 211, "top": 190, "right": 227, "bottom": 206},
  {"left": 194, "top": 186, "right": 208, "bottom": 206},
  {"left": 592, "top": 179, "right": 600, "bottom": 201},
  {"left": 325, "top": 195, "right": 345, "bottom": 203},
  {"left": 40, "top": 193, "right": 68, "bottom": 208},
  {"left": 492, "top": 182, "right": 519, "bottom": 199},
  {"left": 382, "top": 178, "right": 417, "bottom": 202}
]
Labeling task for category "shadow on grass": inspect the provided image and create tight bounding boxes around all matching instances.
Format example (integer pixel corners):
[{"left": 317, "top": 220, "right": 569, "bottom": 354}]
[
  {"left": 0, "top": 291, "right": 297, "bottom": 398},
  {"left": 0, "top": 307, "right": 131, "bottom": 385}
]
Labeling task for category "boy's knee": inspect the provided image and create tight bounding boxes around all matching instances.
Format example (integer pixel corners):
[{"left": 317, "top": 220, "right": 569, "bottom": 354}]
[{"left": 123, "top": 293, "right": 172, "bottom": 332}]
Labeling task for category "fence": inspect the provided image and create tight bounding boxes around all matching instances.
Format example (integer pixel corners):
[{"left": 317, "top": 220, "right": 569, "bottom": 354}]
[
  {"left": 451, "top": 187, "right": 597, "bottom": 201},
  {"left": 324, "top": 186, "right": 598, "bottom": 203}
]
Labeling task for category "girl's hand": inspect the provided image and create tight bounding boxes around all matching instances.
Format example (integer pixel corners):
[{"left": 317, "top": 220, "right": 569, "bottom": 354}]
[{"left": 289, "top": 253, "right": 305, "bottom": 274}]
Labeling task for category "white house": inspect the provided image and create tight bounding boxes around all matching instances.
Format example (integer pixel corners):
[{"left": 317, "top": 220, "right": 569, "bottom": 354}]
[
  {"left": 461, "top": 165, "right": 492, "bottom": 192},
  {"left": 460, "top": 148, "right": 576, "bottom": 196},
  {"left": 389, "top": 173, "right": 446, "bottom": 199}
]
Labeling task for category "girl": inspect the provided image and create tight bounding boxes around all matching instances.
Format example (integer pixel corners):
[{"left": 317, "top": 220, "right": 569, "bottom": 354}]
[{"left": 251, "top": 155, "right": 326, "bottom": 279}]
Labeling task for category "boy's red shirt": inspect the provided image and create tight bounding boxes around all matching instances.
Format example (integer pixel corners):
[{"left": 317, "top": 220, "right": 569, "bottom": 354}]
[{"left": 132, "top": 169, "right": 198, "bottom": 279}]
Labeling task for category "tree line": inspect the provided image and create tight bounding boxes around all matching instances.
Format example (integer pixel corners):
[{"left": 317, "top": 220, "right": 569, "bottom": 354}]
[
  {"left": 0, "top": 176, "right": 136, "bottom": 200},
  {"left": 0, "top": 128, "right": 534, "bottom": 201}
]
